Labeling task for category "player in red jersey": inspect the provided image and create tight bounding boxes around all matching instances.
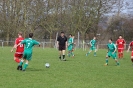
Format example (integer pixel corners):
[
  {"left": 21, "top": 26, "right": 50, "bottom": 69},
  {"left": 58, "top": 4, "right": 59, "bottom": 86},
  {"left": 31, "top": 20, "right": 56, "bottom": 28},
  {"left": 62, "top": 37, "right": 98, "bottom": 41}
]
[
  {"left": 127, "top": 41, "right": 133, "bottom": 65},
  {"left": 116, "top": 35, "right": 126, "bottom": 59},
  {"left": 11, "top": 32, "right": 24, "bottom": 63}
]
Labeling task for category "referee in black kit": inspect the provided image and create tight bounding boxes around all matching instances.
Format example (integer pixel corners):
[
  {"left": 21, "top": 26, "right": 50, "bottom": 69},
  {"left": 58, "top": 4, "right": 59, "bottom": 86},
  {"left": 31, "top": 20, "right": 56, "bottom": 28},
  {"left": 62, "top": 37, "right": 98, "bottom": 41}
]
[{"left": 56, "top": 32, "right": 67, "bottom": 61}]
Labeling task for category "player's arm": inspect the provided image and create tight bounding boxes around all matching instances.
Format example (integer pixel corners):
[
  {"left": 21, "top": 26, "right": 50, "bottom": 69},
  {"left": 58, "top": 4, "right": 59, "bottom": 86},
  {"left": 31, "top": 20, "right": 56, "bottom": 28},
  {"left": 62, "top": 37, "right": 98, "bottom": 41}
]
[
  {"left": 116, "top": 40, "right": 118, "bottom": 46},
  {"left": 15, "top": 40, "right": 25, "bottom": 48},
  {"left": 65, "top": 37, "right": 68, "bottom": 48},
  {"left": 11, "top": 39, "right": 18, "bottom": 52},
  {"left": 113, "top": 44, "right": 117, "bottom": 54},
  {"left": 123, "top": 39, "right": 126, "bottom": 49},
  {"left": 34, "top": 40, "right": 41, "bottom": 47},
  {"left": 127, "top": 43, "right": 131, "bottom": 52},
  {"left": 56, "top": 37, "right": 59, "bottom": 48},
  {"left": 11, "top": 44, "right": 17, "bottom": 52},
  {"left": 90, "top": 40, "right": 92, "bottom": 46}
]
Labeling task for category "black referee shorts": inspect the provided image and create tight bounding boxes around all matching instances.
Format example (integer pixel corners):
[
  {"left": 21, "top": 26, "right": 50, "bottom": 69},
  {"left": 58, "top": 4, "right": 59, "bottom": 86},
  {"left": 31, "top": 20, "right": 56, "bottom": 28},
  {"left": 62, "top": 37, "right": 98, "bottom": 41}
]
[{"left": 59, "top": 45, "right": 66, "bottom": 51}]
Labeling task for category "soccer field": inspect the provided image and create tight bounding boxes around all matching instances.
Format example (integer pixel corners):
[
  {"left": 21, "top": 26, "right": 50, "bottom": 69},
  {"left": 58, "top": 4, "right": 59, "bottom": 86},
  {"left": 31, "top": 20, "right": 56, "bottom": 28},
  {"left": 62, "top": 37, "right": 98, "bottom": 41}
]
[{"left": 0, "top": 47, "right": 133, "bottom": 88}]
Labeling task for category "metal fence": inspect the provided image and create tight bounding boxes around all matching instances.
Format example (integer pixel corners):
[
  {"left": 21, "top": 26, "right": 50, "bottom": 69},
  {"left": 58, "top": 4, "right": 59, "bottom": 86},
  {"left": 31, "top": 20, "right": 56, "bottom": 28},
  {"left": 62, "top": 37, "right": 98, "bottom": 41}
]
[{"left": 0, "top": 39, "right": 130, "bottom": 50}]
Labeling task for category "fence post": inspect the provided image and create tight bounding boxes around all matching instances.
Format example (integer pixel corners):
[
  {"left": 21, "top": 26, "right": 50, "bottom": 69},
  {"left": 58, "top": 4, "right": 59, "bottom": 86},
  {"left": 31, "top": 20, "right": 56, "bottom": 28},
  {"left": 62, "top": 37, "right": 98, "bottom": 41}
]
[
  {"left": 2, "top": 41, "right": 3, "bottom": 48},
  {"left": 43, "top": 42, "right": 45, "bottom": 49},
  {"left": 78, "top": 32, "right": 80, "bottom": 48}
]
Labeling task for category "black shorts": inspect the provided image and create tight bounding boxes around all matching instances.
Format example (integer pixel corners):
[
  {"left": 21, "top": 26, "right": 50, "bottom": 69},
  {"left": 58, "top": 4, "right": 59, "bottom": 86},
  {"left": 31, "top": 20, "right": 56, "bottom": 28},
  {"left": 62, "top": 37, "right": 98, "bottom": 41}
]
[{"left": 59, "top": 45, "right": 66, "bottom": 51}]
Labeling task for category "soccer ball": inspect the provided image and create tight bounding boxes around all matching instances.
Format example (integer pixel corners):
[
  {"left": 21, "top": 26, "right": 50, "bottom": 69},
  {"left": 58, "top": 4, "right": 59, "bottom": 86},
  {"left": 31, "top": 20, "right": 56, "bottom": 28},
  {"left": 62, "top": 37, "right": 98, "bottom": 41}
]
[{"left": 45, "top": 63, "right": 50, "bottom": 68}]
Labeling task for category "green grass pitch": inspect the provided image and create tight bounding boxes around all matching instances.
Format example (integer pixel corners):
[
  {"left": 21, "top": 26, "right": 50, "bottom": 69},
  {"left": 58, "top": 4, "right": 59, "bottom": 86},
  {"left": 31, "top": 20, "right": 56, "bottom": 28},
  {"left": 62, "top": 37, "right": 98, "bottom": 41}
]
[{"left": 0, "top": 47, "right": 133, "bottom": 88}]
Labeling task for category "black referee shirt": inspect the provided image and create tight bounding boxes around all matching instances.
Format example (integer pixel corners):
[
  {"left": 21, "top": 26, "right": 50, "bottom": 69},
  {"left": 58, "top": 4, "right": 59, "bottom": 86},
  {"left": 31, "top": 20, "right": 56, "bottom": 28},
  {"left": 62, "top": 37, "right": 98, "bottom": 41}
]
[{"left": 57, "top": 36, "right": 67, "bottom": 46}]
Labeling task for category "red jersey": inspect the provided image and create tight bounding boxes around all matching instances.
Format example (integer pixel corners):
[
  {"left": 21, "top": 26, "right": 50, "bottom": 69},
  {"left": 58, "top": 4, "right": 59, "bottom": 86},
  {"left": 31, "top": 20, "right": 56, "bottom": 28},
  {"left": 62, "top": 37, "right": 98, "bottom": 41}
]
[
  {"left": 129, "top": 41, "right": 133, "bottom": 51},
  {"left": 15, "top": 37, "right": 24, "bottom": 54},
  {"left": 116, "top": 39, "right": 126, "bottom": 49}
]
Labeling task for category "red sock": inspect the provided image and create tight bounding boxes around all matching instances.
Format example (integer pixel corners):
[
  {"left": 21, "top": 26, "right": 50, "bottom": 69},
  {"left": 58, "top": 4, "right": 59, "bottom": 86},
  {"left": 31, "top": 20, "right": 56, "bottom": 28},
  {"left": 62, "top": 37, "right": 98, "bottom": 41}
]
[
  {"left": 131, "top": 59, "right": 133, "bottom": 63},
  {"left": 118, "top": 53, "right": 121, "bottom": 59},
  {"left": 121, "top": 53, "right": 123, "bottom": 58},
  {"left": 15, "top": 57, "right": 20, "bottom": 63}
]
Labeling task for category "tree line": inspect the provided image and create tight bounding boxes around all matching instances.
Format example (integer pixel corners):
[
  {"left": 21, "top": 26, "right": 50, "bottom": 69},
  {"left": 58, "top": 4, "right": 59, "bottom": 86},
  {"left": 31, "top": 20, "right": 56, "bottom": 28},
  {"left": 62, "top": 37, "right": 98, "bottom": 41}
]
[{"left": 0, "top": 0, "right": 133, "bottom": 45}]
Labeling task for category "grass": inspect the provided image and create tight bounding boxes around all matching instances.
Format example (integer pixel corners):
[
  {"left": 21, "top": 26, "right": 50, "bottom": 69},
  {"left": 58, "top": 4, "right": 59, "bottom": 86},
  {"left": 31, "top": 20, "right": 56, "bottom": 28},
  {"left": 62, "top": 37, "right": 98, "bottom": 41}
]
[{"left": 0, "top": 47, "right": 133, "bottom": 88}]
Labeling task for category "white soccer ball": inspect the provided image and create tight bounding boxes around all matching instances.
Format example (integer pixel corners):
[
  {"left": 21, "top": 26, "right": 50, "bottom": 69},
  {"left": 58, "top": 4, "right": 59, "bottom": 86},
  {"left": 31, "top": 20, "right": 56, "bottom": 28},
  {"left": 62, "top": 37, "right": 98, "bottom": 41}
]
[{"left": 45, "top": 63, "right": 50, "bottom": 68}]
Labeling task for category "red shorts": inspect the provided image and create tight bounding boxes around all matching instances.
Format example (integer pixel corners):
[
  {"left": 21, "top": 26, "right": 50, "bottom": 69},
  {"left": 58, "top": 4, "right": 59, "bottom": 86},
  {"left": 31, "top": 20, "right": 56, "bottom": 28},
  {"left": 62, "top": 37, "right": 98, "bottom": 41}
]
[
  {"left": 118, "top": 49, "right": 124, "bottom": 53},
  {"left": 131, "top": 51, "right": 133, "bottom": 57},
  {"left": 14, "top": 53, "right": 23, "bottom": 58}
]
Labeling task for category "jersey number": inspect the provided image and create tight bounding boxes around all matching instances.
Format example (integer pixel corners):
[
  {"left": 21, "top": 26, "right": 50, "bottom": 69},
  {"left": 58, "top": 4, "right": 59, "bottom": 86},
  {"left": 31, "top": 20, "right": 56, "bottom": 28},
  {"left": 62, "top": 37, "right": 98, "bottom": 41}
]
[{"left": 27, "top": 43, "right": 30, "bottom": 48}]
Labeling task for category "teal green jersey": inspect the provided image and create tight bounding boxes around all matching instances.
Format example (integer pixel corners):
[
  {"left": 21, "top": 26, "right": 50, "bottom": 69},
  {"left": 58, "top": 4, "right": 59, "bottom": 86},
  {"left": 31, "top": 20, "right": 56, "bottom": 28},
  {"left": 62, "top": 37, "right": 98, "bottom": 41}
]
[
  {"left": 90, "top": 39, "right": 96, "bottom": 47},
  {"left": 21, "top": 38, "right": 40, "bottom": 52},
  {"left": 107, "top": 43, "right": 117, "bottom": 52},
  {"left": 68, "top": 38, "right": 73, "bottom": 46}
]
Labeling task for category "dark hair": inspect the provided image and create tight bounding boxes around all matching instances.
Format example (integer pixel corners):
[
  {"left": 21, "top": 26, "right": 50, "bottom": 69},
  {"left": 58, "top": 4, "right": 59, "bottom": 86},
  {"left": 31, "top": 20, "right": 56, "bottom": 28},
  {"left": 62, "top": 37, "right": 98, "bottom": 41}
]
[
  {"left": 109, "top": 38, "right": 112, "bottom": 41},
  {"left": 69, "top": 34, "right": 72, "bottom": 36},
  {"left": 61, "top": 32, "right": 64, "bottom": 34},
  {"left": 29, "top": 33, "right": 33, "bottom": 38},
  {"left": 119, "top": 35, "right": 122, "bottom": 37},
  {"left": 18, "top": 31, "right": 22, "bottom": 35}
]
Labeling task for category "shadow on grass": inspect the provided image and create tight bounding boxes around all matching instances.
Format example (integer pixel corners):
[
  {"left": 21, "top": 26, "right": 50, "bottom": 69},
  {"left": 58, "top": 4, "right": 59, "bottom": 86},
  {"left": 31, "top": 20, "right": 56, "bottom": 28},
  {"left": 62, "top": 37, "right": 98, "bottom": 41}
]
[{"left": 27, "top": 68, "right": 45, "bottom": 71}]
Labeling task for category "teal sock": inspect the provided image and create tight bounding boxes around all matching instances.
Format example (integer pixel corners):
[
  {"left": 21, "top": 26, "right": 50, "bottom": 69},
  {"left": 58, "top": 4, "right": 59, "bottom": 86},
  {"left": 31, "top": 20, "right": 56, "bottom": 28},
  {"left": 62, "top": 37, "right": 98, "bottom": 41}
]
[
  {"left": 68, "top": 52, "right": 71, "bottom": 57},
  {"left": 87, "top": 52, "right": 90, "bottom": 55},
  {"left": 94, "top": 52, "right": 96, "bottom": 56},
  {"left": 71, "top": 52, "right": 74, "bottom": 56},
  {"left": 106, "top": 59, "right": 108, "bottom": 64},
  {"left": 117, "top": 62, "right": 120, "bottom": 65},
  {"left": 19, "top": 61, "right": 23, "bottom": 66},
  {"left": 23, "top": 63, "right": 28, "bottom": 70}
]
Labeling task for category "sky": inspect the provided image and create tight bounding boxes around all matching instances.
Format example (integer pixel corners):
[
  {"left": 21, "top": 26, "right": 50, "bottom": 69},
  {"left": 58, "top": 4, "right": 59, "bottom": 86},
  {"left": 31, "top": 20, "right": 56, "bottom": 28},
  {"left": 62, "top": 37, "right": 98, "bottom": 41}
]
[{"left": 120, "top": 0, "right": 133, "bottom": 14}]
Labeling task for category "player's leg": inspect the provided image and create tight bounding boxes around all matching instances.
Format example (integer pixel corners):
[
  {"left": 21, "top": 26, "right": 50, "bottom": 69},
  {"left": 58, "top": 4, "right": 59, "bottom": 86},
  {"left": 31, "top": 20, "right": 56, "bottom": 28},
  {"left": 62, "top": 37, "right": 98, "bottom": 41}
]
[
  {"left": 62, "top": 50, "right": 66, "bottom": 60},
  {"left": 22, "top": 53, "right": 32, "bottom": 71},
  {"left": 71, "top": 46, "right": 75, "bottom": 57},
  {"left": 17, "top": 53, "right": 26, "bottom": 70},
  {"left": 69, "top": 45, "right": 74, "bottom": 57},
  {"left": 118, "top": 49, "right": 121, "bottom": 59},
  {"left": 22, "top": 60, "right": 29, "bottom": 71},
  {"left": 59, "top": 51, "right": 62, "bottom": 59},
  {"left": 94, "top": 48, "right": 97, "bottom": 56},
  {"left": 86, "top": 47, "right": 92, "bottom": 56},
  {"left": 112, "top": 53, "right": 119, "bottom": 65},
  {"left": 14, "top": 54, "right": 22, "bottom": 63},
  {"left": 14, "top": 57, "right": 20, "bottom": 63},
  {"left": 17, "top": 58, "right": 24, "bottom": 70},
  {"left": 58, "top": 45, "right": 62, "bottom": 60},
  {"left": 121, "top": 49, "right": 124, "bottom": 58},
  {"left": 130, "top": 52, "right": 133, "bottom": 65},
  {"left": 104, "top": 53, "right": 109, "bottom": 66},
  {"left": 68, "top": 45, "right": 71, "bottom": 57}
]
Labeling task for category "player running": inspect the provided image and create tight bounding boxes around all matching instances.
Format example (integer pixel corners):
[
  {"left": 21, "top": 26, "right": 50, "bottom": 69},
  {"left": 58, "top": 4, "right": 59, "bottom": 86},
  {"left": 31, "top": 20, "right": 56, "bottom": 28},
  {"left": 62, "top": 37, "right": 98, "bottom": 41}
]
[
  {"left": 11, "top": 32, "right": 24, "bottom": 64},
  {"left": 16, "top": 33, "right": 40, "bottom": 71},
  {"left": 127, "top": 40, "right": 133, "bottom": 65},
  {"left": 104, "top": 39, "right": 120, "bottom": 66},
  {"left": 116, "top": 35, "right": 126, "bottom": 59},
  {"left": 86, "top": 37, "right": 97, "bottom": 56},
  {"left": 68, "top": 34, "right": 75, "bottom": 57}
]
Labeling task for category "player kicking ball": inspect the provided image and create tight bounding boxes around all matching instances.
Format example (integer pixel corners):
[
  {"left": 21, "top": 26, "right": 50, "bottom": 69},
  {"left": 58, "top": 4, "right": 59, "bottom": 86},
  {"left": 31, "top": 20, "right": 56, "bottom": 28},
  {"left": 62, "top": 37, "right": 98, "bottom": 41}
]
[
  {"left": 16, "top": 33, "right": 40, "bottom": 71},
  {"left": 11, "top": 32, "right": 24, "bottom": 68},
  {"left": 86, "top": 37, "right": 97, "bottom": 56},
  {"left": 116, "top": 35, "right": 126, "bottom": 59},
  {"left": 68, "top": 34, "right": 75, "bottom": 57},
  {"left": 127, "top": 40, "right": 133, "bottom": 65},
  {"left": 104, "top": 39, "right": 120, "bottom": 66}
]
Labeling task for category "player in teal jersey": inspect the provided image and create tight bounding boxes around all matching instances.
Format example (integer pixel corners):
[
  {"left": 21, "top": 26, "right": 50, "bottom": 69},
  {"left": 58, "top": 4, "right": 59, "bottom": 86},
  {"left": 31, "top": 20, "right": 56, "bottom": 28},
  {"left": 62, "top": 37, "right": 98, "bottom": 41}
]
[
  {"left": 104, "top": 39, "right": 119, "bottom": 66},
  {"left": 86, "top": 37, "right": 97, "bottom": 56},
  {"left": 68, "top": 34, "right": 74, "bottom": 57},
  {"left": 16, "top": 33, "right": 40, "bottom": 71}
]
